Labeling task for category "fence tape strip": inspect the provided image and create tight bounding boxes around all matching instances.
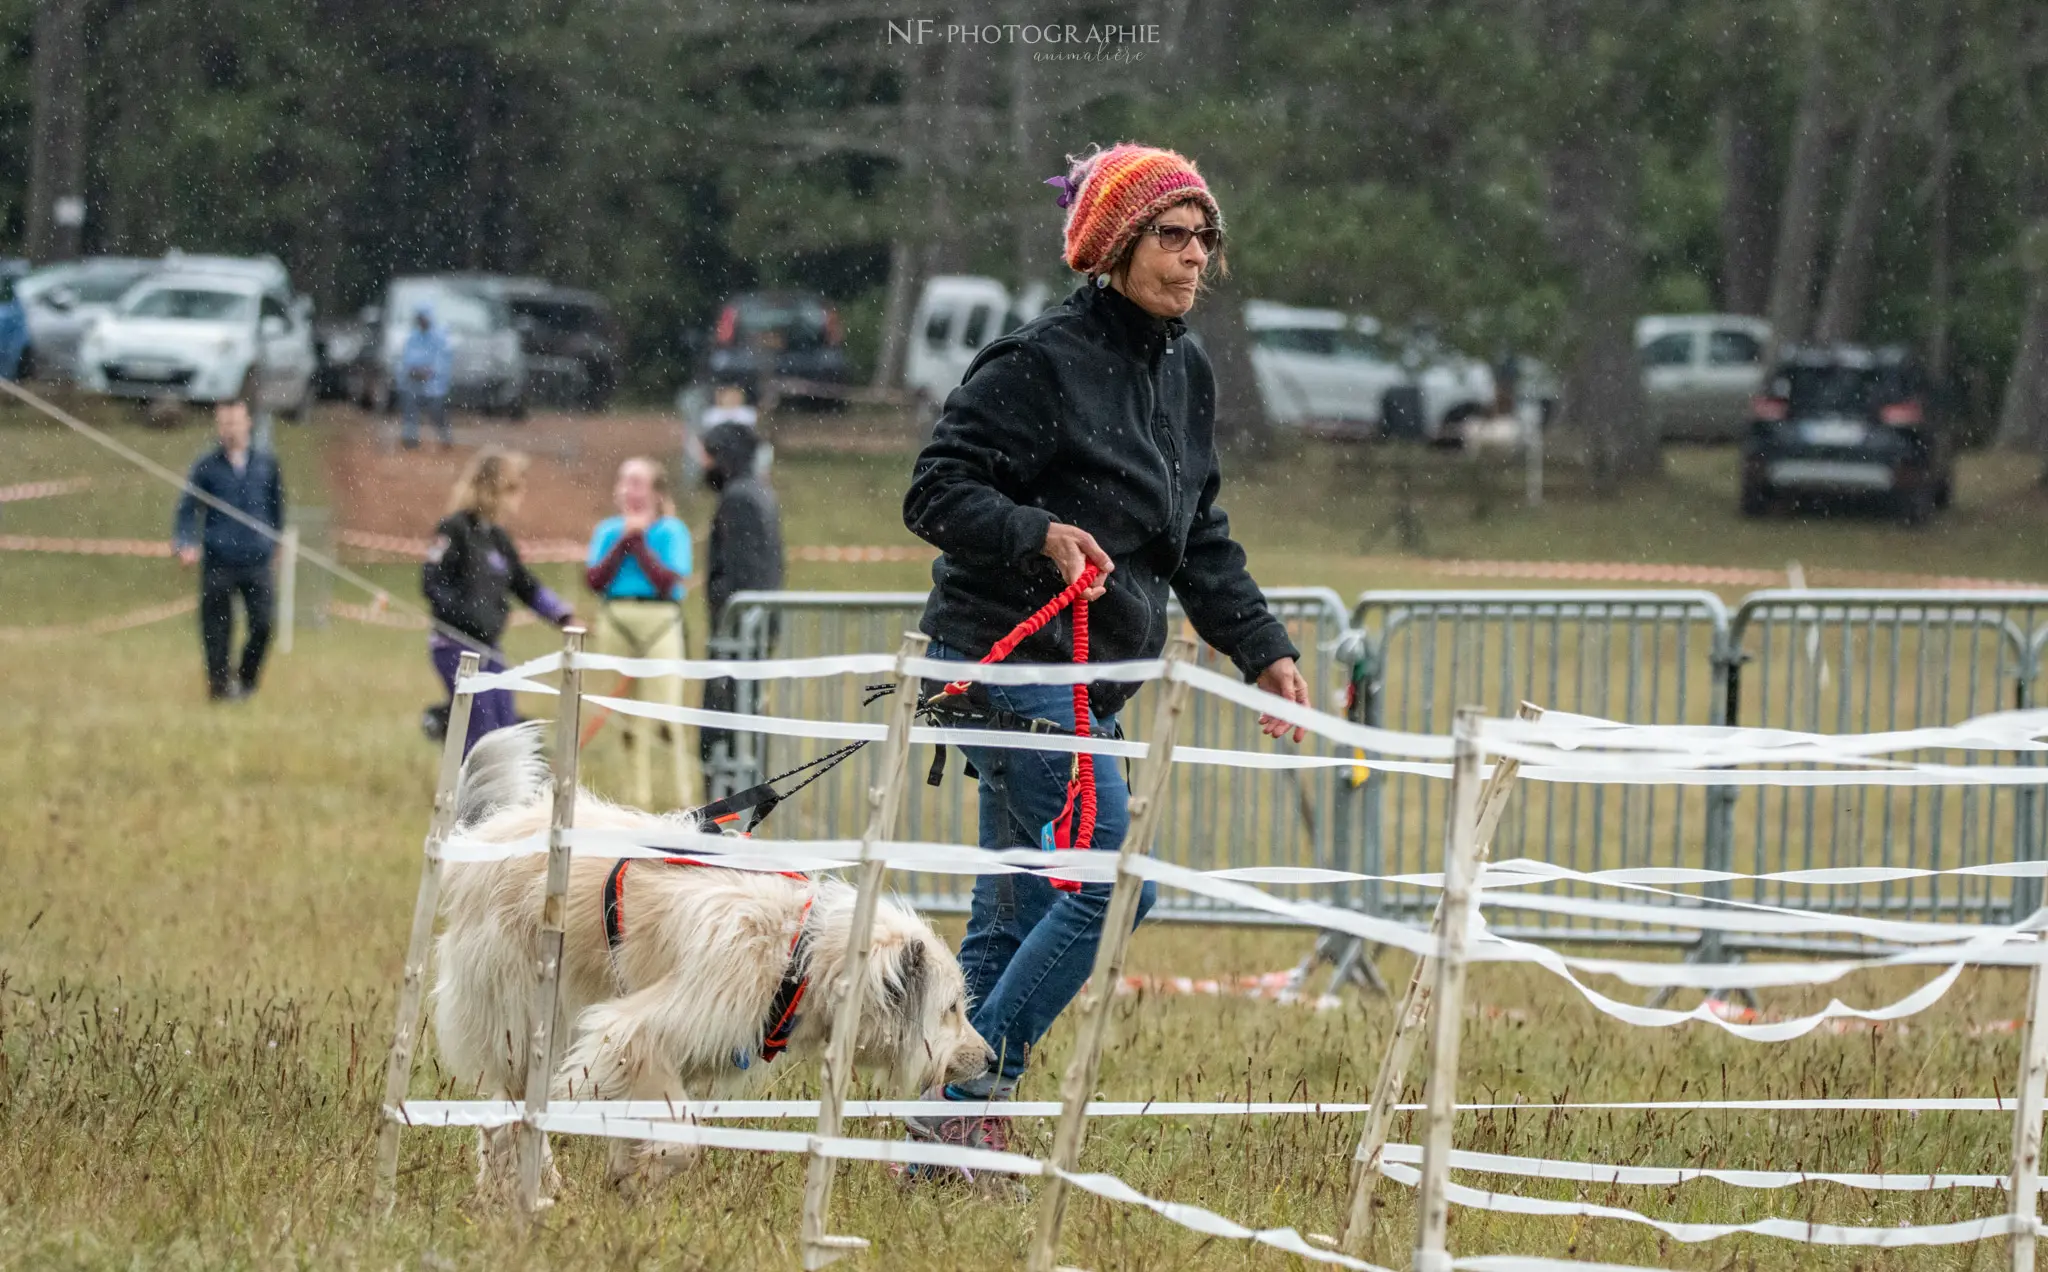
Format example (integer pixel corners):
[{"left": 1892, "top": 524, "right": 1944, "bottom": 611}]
[
  {"left": 1377, "top": 1161, "right": 2041, "bottom": 1247},
  {"left": 400, "top": 1096, "right": 2021, "bottom": 1125},
  {"left": 495, "top": 1111, "right": 1394, "bottom": 1272},
  {"left": 1374, "top": 1143, "right": 2008, "bottom": 1192}
]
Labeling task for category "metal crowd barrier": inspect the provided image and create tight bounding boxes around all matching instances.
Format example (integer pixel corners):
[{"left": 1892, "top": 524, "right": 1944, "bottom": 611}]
[
  {"left": 704, "top": 584, "right": 2048, "bottom": 953},
  {"left": 1721, "top": 591, "right": 2048, "bottom": 933},
  {"left": 708, "top": 587, "right": 1352, "bottom": 921},
  {"left": 1344, "top": 591, "right": 1734, "bottom": 949}
]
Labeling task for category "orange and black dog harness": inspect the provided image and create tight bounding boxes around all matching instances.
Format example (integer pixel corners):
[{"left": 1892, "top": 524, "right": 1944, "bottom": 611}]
[{"left": 601, "top": 856, "right": 814, "bottom": 1068}]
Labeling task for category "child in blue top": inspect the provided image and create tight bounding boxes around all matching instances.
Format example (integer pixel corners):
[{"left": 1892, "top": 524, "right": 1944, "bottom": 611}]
[
  {"left": 585, "top": 457, "right": 698, "bottom": 805},
  {"left": 585, "top": 464, "right": 692, "bottom": 599}
]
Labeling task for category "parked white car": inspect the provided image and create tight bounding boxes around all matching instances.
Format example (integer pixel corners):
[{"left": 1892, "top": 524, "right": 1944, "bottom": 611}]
[
  {"left": 78, "top": 270, "right": 316, "bottom": 415},
  {"left": 14, "top": 257, "right": 157, "bottom": 381},
  {"left": 1245, "top": 301, "right": 1515, "bottom": 442},
  {"left": 1636, "top": 313, "right": 1772, "bottom": 442},
  {"left": 903, "top": 275, "right": 1053, "bottom": 414}
]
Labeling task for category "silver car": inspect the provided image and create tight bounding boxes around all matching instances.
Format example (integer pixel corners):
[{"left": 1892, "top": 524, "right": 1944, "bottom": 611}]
[
  {"left": 15, "top": 257, "right": 156, "bottom": 381},
  {"left": 1637, "top": 314, "right": 1772, "bottom": 442}
]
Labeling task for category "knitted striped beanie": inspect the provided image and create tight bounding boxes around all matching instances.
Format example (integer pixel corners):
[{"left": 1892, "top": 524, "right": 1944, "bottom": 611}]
[{"left": 1049, "top": 143, "right": 1223, "bottom": 278}]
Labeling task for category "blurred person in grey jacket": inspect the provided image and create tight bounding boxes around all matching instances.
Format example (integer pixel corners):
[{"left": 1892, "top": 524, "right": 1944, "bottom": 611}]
[{"left": 695, "top": 421, "right": 785, "bottom": 783}]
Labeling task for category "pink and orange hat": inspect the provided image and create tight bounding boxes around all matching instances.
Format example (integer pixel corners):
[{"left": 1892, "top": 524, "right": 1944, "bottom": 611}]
[{"left": 1045, "top": 143, "right": 1224, "bottom": 278}]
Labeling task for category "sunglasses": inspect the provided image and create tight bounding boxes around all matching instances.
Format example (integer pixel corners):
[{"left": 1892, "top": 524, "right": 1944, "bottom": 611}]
[{"left": 1142, "top": 223, "right": 1221, "bottom": 254}]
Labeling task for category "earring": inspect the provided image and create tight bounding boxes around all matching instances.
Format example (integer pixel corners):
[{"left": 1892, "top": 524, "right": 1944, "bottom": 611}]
[{"left": 1093, "top": 273, "right": 1109, "bottom": 289}]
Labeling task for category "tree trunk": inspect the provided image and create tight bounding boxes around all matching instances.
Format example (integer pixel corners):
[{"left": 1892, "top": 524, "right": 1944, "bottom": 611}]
[
  {"left": 1547, "top": 125, "right": 1656, "bottom": 490},
  {"left": 1997, "top": 229, "right": 2048, "bottom": 458},
  {"left": 1008, "top": 0, "right": 1041, "bottom": 286},
  {"left": 26, "top": 0, "right": 93, "bottom": 264},
  {"left": 1200, "top": 274, "right": 1270, "bottom": 457},
  {"left": 1812, "top": 99, "right": 1892, "bottom": 344},
  {"left": 1766, "top": 27, "right": 1835, "bottom": 349},
  {"left": 872, "top": 238, "right": 919, "bottom": 390},
  {"left": 1718, "top": 93, "right": 1775, "bottom": 315},
  {"left": 462, "top": 44, "right": 495, "bottom": 271},
  {"left": 1926, "top": 99, "right": 1955, "bottom": 385}
]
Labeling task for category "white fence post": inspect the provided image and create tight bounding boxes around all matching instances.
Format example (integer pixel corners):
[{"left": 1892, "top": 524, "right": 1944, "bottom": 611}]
[
  {"left": 2009, "top": 955, "right": 2048, "bottom": 1270},
  {"left": 371, "top": 649, "right": 479, "bottom": 1215},
  {"left": 518, "top": 626, "right": 584, "bottom": 1215},
  {"left": 1341, "top": 702, "right": 1538, "bottom": 1256},
  {"left": 1412, "top": 705, "right": 1484, "bottom": 1272},
  {"left": 799, "top": 632, "right": 927, "bottom": 1269},
  {"left": 1027, "top": 637, "right": 1198, "bottom": 1272},
  {"left": 277, "top": 525, "right": 299, "bottom": 654}
]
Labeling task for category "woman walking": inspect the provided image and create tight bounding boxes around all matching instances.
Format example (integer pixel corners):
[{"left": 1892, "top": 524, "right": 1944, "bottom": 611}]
[
  {"left": 901, "top": 143, "right": 1312, "bottom": 1164},
  {"left": 585, "top": 457, "right": 699, "bottom": 807},
  {"left": 421, "top": 448, "right": 576, "bottom": 753}
]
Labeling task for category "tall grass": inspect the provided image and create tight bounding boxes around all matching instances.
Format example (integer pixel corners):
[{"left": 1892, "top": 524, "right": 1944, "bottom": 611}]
[{"left": 4, "top": 408, "right": 2046, "bottom": 1268}]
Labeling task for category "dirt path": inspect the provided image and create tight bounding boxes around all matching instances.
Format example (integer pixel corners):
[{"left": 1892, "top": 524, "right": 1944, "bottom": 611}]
[{"left": 323, "top": 408, "right": 688, "bottom": 543}]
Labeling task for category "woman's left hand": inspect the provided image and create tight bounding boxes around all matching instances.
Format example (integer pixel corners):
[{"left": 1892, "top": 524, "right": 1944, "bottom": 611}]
[{"left": 1255, "top": 657, "right": 1310, "bottom": 743}]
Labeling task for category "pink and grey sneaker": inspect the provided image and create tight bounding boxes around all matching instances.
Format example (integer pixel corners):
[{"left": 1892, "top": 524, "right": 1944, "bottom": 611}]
[{"left": 893, "top": 1085, "right": 1020, "bottom": 1191}]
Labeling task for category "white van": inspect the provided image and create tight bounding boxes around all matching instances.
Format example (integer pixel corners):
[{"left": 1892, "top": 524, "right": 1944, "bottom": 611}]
[{"left": 903, "top": 276, "right": 1054, "bottom": 414}]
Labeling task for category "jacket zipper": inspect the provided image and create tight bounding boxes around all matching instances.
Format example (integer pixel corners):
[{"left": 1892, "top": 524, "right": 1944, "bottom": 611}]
[{"left": 1147, "top": 341, "right": 1182, "bottom": 530}]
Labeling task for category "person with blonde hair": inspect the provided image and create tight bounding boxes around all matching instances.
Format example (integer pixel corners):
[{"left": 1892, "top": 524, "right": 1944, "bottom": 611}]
[
  {"left": 584, "top": 456, "right": 699, "bottom": 805},
  {"left": 421, "top": 448, "right": 575, "bottom": 752}
]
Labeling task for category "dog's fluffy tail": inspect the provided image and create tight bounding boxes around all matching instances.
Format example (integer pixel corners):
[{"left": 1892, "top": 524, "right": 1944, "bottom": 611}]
[{"left": 455, "top": 720, "right": 552, "bottom": 827}]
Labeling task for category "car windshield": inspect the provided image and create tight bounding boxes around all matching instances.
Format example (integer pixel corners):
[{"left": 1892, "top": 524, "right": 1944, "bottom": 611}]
[
  {"left": 121, "top": 287, "right": 254, "bottom": 321},
  {"left": 1253, "top": 327, "right": 1342, "bottom": 355},
  {"left": 1780, "top": 365, "right": 1917, "bottom": 417},
  {"left": 511, "top": 298, "right": 603, "bottom": 334},
  {"left": 73, "top": 268, "right": 154, "bottom": 304},
  {"left": 737, "top": 298, "right": 829, "bottom": 348},
  {"left": 393, "top": 285, "right": 500, "bottom": 335}
]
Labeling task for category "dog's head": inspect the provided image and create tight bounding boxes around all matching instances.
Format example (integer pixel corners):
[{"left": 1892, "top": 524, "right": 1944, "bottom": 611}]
[{"left": 829, "top": 900, "right": 993, "bottom": 1093}]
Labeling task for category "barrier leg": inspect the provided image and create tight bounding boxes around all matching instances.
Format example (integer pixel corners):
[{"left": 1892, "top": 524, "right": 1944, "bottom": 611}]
[
  {"left": 1412, "top": 706, "right": 1484, "bottom": 1272},
  {"left": 1027, "top": 638, "right": 1197, "bottom": 1272},
  {"left": 2010, "top": 956, "right": 2048, "bottom": 1270},
  {"left": 372, "top": 649, "right": 480, "bottom": 1215},
  {"left": 1339, "top": 703, "right": 1537, "bottom": 1256},
  {"left": 518, "top": 627, "right": 585, "bottom": 1216},
  {"left": 800, "top": 632, "right": 927, "bottom": 1269},
  {"left": 277, "top": 525, "right": 298, "bottom": 655}
]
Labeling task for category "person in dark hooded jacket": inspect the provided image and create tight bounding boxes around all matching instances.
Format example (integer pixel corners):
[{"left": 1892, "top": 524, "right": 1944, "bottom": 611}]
[
  {"left": 896, "top": 143, "right": 1312, "bottom": 1169},
  {"left": 697, "top": 421, "right": 785, "bottom": 783}
]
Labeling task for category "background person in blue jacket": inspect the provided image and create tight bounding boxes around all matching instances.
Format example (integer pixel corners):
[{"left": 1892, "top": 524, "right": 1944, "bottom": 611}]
[
  {"left": 172, "top": 398, "right": 285, "bottom": 701},
  {"left": 398, "top": 304, "right": 453, "bottom": 450}
]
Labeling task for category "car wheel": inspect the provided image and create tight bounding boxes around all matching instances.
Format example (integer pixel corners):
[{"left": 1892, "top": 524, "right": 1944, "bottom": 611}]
[
  {"left": 1936, "top": 474, "right": 1955, "bottom": 509},
  {"left": 281, "top": 380, "right": 312, "bottom": 422},
  {"left": 16, "top": 346, "right": 36, "bottom": 382},
  {"left": 1433, "top": 403, "right": 1483, "bottom": 449},
  {"left": 1896, "top": 484, "right": 1936, "bottom": 527},
  {"left": 1739, "top": 479, "right": 1771, "bottom": 518}
]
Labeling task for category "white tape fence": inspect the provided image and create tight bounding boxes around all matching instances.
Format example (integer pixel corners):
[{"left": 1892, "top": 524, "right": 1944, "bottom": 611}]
[{"left": 379, "top": 633, "right": 2048, "bottom": 1269}]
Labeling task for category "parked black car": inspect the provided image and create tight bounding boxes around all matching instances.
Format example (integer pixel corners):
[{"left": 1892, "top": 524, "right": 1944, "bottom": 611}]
[
  {"left": 466, "top": 277, "right": 622, "bottom": 409},
  {"left": 699, "top": 290, "right": 847, "bottom": 402},
  {"left": 312, "top": 313, "right": 370, "bottom": 400},
  {"left": 1740, "top": 346, "right": 1953, "bottom": 525}
]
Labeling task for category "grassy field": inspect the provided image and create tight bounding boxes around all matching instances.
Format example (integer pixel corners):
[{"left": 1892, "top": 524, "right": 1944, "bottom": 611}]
[{"left": 5, "top": 401, "right": 2048, "bottom": 1270}]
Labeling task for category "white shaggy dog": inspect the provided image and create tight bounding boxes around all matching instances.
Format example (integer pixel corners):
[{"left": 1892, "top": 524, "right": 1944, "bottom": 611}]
[{"left": 433, "top": 722, "right": 995, "bottom": 1199}]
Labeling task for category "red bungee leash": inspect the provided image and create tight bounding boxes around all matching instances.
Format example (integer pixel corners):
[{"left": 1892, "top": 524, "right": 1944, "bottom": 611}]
[{"left": 941, "top": 565, "right": 1100, "bottom": 892}]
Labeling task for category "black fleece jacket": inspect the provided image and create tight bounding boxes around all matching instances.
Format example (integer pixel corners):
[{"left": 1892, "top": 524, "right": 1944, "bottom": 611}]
[{"left": 904, "top": 281, "right": 1297, "bottom": 713}]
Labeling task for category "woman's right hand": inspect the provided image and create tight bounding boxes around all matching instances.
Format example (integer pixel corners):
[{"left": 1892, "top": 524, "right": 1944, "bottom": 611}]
[
  {"left": 622, "top": 509, "right": 655, "bottom": 536},
  {"left": 1042, "top": 523, "right": 1112, "bottom": 601}
]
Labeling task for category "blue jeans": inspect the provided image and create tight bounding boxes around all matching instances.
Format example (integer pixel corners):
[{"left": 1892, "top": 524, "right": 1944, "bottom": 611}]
[
  {"left": 934, "top": 644, "right": 1157, "bottom": 1087},
  {"left": 401, "top": 391, "right": 450, "bottom": 446}
]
